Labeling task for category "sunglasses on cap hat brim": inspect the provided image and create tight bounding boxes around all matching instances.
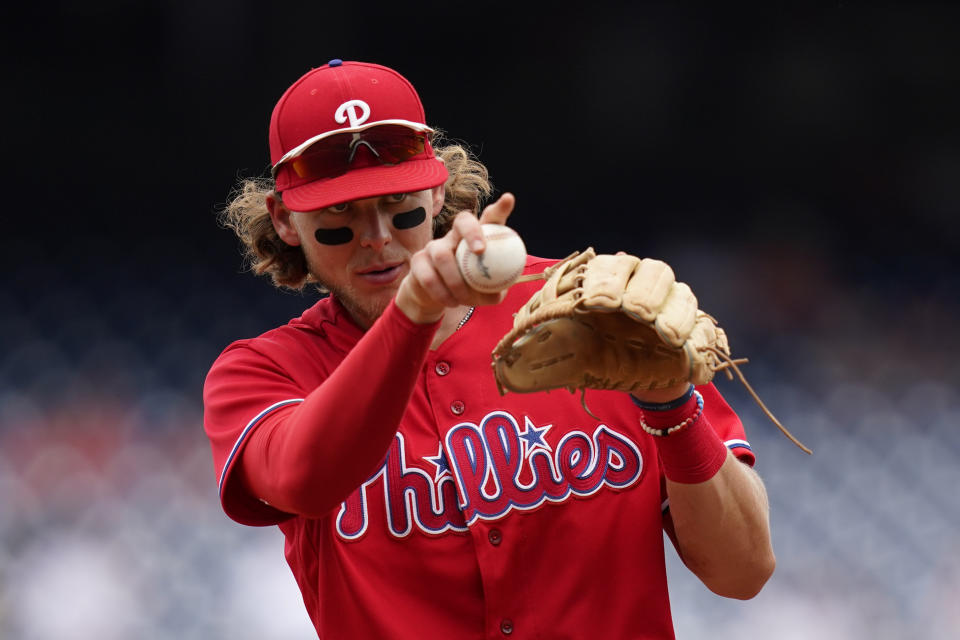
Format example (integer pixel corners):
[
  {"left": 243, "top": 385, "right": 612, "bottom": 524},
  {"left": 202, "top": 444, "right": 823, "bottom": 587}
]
[{"left": 271, "top": 120, "right": 434, "bottom": 182}]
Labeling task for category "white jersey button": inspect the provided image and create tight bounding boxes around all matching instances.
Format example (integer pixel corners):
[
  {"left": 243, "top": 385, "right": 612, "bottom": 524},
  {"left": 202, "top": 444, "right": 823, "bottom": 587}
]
[
  {"left": 499, "top": 619, "right": 514, "bottom": 635},
  {"left": 450, "top": 400, "right": 465, "bottom": 415},
  {"left": 435, "top": 361, "right": 450, "bottom": 376}
]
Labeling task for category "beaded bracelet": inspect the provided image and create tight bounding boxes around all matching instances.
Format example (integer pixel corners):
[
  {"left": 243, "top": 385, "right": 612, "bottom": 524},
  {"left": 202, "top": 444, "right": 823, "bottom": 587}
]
[{"left": 638, "top": 390, "right": 704, "bottom": 437}]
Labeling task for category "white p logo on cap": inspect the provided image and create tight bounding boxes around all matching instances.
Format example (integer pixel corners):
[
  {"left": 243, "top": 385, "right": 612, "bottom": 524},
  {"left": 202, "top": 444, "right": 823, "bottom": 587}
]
[{"left": 335, "top": 100, "right": 371, "bottom": 128}]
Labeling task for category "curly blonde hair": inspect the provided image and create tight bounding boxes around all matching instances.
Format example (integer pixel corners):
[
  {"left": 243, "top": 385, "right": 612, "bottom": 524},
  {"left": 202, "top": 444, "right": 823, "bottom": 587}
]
[{"left": 219, "top": 139, "right": 492, "bottom": 290}]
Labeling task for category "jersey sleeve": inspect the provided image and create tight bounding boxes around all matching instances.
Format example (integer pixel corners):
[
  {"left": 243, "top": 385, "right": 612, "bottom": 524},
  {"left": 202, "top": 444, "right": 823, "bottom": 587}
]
[
  {"left": 203, "top": 299, "right": 441, "bottom": 526},
  {"left": 697, "top": 382, "right": 755, "bottom": 466},
  {"left": 203, "top": 341, "right": 308, "bottom": 526}
]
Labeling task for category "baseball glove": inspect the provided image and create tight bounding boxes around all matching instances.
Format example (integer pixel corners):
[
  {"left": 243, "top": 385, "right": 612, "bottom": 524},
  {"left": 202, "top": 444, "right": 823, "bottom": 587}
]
[{"left": 492, "top": 248, "right": 811, "bottom": 453}]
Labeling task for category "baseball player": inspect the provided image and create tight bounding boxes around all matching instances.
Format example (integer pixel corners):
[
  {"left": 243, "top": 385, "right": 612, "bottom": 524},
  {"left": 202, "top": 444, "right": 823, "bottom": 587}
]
[{"left": 204, "top": 59, "right": 775, "bottom": 639}]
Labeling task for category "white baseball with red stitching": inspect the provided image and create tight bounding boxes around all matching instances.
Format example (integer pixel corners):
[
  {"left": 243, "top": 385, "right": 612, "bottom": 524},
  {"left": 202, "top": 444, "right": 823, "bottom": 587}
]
[{"left": 456, "top": 224, "right": 527, "bottom": 293}]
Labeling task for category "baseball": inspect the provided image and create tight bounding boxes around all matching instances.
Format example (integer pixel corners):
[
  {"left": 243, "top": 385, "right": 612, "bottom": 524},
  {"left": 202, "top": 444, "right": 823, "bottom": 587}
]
[{"left": 456, "top": 224, "right": 527, "bottom": 293}]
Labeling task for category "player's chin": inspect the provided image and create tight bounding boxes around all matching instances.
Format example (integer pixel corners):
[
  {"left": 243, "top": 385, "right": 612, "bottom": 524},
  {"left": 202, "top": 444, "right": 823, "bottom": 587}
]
[
  {"left": 335, "top": 286, "right": 396, "bottom": 328},
  {"left": 352, "top": 284, "right": 401, "bottom": 312}
]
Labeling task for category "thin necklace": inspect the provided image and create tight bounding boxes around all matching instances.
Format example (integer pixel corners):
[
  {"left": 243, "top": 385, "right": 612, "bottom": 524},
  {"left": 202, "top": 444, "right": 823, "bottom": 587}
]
[{"left": 456, "top": 306, "right": 475, "bottom": 331}]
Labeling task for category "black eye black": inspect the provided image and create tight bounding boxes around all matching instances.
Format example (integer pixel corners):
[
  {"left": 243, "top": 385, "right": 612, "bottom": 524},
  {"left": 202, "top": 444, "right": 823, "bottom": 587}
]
[
  {"left": 392, "top": 207, "right": 426, "bottom": 230},
  {"left": 314, "top": 227, "right": 354, "bottom": 245}
]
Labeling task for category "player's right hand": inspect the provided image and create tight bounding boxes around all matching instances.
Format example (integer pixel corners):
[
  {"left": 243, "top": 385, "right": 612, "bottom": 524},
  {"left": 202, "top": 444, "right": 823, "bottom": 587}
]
[{"left": 396, "top": 193, "right": 517, "bottom": 324}]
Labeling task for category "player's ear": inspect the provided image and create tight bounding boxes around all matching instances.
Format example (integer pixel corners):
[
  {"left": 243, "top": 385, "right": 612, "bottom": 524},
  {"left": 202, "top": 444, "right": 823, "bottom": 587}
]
[
  {"left": 429, "top": 184, "right": 445, "bottom": 218},
  {"left": 267, "top": 191, "right": 302, "bottom": 247}
]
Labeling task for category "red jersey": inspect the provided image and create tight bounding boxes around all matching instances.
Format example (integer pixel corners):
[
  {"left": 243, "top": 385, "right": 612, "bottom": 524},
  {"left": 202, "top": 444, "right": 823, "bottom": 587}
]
[{"left": 203, "top": 256, "right": 754, "bottom": 640}]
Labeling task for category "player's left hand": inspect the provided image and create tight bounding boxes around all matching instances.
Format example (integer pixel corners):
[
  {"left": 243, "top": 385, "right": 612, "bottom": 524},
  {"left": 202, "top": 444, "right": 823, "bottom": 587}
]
[{"left": 397, "top": 193, "right": 517, "bottom": 323}]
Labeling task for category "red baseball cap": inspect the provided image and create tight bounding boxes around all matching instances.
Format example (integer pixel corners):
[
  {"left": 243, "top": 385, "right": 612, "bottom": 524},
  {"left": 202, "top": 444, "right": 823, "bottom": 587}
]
[{"left": 269, "top": 60, "right": 449, "bottom": 211}]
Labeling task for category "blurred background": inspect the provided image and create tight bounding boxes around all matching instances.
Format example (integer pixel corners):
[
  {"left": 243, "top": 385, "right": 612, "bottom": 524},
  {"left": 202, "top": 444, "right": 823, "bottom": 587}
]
[{"left": 2, "top": 2, "right": 959, "bottom": 638}]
